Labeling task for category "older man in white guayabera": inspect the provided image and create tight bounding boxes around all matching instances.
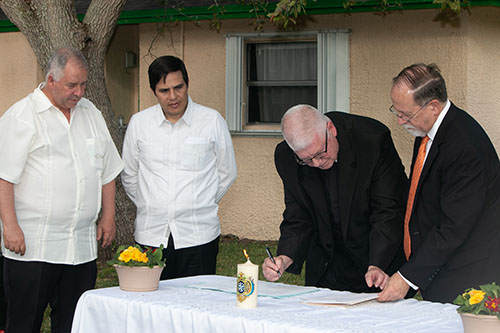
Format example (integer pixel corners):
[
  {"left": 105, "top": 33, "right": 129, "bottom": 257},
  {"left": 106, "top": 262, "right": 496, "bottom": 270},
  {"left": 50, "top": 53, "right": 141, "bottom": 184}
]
[{"left": 0, "top": 47, "right": 123, "bottom": 332}]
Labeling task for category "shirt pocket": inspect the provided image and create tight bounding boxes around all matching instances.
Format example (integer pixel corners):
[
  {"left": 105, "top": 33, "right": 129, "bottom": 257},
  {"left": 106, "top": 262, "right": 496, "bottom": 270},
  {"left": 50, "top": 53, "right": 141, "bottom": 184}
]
[
  {"left": 138, "top": 142, "right": 164, "bottom": 173},
  {"left": 86, "top": 137, "right": 105, "bottom": 172},
  {"left": 179, "top": 136, "right": 214, "bottom": 171}
]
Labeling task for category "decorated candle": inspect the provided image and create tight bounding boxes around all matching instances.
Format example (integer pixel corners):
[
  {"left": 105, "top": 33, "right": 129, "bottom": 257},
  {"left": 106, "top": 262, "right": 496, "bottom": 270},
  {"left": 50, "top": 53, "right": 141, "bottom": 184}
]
[{"left": 236, "top": 249, "right": 258, "bottom": 308}]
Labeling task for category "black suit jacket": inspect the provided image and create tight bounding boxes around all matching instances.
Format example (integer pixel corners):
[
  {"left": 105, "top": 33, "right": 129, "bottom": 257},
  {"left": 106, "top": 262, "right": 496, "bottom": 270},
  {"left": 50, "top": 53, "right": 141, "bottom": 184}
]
[
  {"left": 399, "top": 103, "right": 500, "bottom": 303},
  {"left": 275, "top": 112, "right": 408, "bottom": 287}
]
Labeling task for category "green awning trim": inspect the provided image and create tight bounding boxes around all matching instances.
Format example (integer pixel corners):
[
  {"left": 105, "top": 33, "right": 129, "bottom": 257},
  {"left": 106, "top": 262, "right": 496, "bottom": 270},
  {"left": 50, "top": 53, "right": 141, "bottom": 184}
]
[{"left": 0, "top": 0, "right": 498, "bottom": 32}]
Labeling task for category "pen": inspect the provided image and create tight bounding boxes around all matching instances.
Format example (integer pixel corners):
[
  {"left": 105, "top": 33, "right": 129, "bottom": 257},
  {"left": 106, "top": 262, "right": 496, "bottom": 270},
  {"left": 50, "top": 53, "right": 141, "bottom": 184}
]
[{"left": 265, "top": 246, "right": 282, "bottom": 277}]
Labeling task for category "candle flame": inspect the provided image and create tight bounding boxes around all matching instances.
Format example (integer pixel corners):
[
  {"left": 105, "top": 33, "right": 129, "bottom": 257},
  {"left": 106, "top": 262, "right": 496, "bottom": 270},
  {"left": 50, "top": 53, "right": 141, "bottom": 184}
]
[{"left": 243, "top": 249, "right": 249, "bottom": 260}]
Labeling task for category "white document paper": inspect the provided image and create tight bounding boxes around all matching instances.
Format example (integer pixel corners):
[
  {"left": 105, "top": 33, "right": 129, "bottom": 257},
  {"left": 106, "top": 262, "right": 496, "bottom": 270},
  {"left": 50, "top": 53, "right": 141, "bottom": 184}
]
[
  {"left": 303, "top": 291, "right": 378, "bottom": 306},
  {"left": 185, "top": 276, "right": 319, "bottom": 298}
]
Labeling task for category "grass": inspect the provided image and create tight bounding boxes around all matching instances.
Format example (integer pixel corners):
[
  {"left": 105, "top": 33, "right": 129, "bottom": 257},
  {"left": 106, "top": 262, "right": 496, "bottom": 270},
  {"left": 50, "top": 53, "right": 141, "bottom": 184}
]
[
  {"left": 41, "top": 237, "right": 305, "bottom": 332},
  {"left": 216, "top": 237, "right": 305, "bottom": 285}
]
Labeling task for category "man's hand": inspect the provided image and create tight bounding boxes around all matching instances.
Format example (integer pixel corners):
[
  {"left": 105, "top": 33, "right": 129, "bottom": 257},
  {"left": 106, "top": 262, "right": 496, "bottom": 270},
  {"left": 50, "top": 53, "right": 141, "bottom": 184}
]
[
  {"left": 98, "top": 180, "right": 116, "bottom": 248},
  {"left": 96, "top": 216, "right": 116, "bottom": 248},
  {"left": 0, "top": 179, "right": 25, "bottom": 255},
  {"left": 3, "top": 223, "right": 26, "bottom": 255},
  {"left": 262, "top": 255, "right": 293, "bottom": 282},
  {"left": 365, "top": 265, "right": 389, "bottom": 290},
  {"left": 377, "top": 272, "right": 410, "bottom": 302}
]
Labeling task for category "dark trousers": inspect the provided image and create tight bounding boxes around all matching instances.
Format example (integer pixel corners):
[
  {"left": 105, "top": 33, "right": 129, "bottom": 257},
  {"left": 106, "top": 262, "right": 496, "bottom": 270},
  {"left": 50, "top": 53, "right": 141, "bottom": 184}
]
[
  {"left": 0, "top": 256, "right": 6, "bottom": 330},
  {"left": 140, "top": 235, "right": 219, "bottom": 280},
  {"left": 4, "top": 258, "right": 97, "bottom": 333}
]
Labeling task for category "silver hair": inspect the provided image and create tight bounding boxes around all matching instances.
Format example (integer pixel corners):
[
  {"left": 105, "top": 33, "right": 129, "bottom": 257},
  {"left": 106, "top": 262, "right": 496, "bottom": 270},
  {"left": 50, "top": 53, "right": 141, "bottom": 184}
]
[
  {"left": 45, "top": 47, "right": 88, "bottom": 82},
  {"left": 281, "top": 104, "right": 329, "bottom": 151},
  {"left": 392, "top": 63, "right": 447, "bottom": 106}
]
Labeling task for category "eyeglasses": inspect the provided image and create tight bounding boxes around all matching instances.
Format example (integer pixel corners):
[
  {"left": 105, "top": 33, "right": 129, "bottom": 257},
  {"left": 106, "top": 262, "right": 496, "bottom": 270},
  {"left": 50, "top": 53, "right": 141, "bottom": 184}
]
[
  {"left": 294, "top": 126, "right": 328, "bottom": 166},
  {"left": 389, "top": 100, "right": 431, "bottom": 122}
]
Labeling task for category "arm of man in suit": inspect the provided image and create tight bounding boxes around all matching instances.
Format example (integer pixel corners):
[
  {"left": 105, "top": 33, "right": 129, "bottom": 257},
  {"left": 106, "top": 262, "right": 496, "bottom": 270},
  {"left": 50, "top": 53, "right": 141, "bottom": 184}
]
[
  {"left": 398, "top": 144, "right": 490, "bottom": 292},
  {"left": 377, "top": 272, "right": 410, "bottom": 301},
  {"left": 365, "top": 132, "right": 408, "bottom": 279},
  {"left": 365, "top": 265, "right": 390, "bottom": 289},
  {"left": 274, "top": 142, "right": 314, "bottom": 275}
]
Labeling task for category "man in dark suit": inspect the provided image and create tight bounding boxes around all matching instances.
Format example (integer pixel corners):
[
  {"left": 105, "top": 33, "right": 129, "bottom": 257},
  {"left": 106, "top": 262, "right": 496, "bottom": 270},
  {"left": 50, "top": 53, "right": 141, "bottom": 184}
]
[
  {"left": 262, "top": 104, "right": 408, "bottom": 292},
  {"left": 378, "top": 63, "right": 500, "bottom": 303}
]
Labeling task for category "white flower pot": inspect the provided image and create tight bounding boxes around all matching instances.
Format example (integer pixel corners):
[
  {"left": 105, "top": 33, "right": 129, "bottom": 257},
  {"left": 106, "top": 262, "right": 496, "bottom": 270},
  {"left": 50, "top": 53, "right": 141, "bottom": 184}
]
[
  {"left": 114, "top": 265, "right": 164, "bottom": 292},
  {"left": 459, "top": 312, "right": 500, "bottom": 333}
]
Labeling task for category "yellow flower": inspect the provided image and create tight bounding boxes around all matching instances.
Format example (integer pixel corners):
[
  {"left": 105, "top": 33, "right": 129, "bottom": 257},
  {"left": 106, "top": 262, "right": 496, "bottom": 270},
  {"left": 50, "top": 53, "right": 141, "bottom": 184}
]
[
  {"left": 118, "top": 246, "right": 149, "bottom": 264},
  {"left": 468, "top": 289, "right": 486, "bottom": 305}
]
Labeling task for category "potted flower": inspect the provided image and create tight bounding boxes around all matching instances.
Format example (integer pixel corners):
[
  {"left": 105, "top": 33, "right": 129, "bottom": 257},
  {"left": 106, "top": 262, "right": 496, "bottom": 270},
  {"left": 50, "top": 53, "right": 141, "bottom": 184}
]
[
  {"left": 107, "top": 244, "right": 166, "bottom": 292},
  {"left": 453, "top": 282, "right": 500, "bottom": 332}
]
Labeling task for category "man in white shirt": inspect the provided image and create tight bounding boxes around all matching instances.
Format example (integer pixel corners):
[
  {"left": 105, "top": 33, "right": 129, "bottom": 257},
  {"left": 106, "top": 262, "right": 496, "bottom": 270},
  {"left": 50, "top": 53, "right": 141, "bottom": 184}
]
[
  {"left": 0, "top": 47, "right": 123, "bottom": 332},
  {"left": 122, "top": 55, "right": 237, "bottom": 280}
]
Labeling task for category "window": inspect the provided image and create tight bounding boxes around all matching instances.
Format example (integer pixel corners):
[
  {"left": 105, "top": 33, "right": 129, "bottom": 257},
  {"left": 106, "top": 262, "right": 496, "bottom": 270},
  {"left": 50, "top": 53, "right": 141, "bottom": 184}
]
[
  {"left": 226, "top": 30, "right": 350, "bottom": 135},
  {"left": 246, "top": 40, "right": 317, "bottom": 124}
]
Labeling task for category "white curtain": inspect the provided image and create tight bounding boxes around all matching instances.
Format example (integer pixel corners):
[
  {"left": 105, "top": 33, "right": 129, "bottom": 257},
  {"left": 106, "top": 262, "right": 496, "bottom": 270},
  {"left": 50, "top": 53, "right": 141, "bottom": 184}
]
[{"left": 247, "top": 42, "right": 317, "bottom": 123}]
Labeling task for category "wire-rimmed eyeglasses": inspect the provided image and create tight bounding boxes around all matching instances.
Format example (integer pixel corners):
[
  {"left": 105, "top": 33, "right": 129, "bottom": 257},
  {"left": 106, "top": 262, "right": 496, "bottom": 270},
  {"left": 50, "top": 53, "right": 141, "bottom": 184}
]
[
  {"left": 294, "top": 126, "right": 328, "bottom": 166},
  {"left": 389, "top": 100, "right": 431, "bottom": 122}
]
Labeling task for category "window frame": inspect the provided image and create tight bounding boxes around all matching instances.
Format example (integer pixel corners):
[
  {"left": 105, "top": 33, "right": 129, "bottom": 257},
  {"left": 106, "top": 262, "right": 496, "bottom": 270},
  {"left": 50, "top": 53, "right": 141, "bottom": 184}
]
[{"left": 225, "top": 30, "right": 351, "bottom": 136}]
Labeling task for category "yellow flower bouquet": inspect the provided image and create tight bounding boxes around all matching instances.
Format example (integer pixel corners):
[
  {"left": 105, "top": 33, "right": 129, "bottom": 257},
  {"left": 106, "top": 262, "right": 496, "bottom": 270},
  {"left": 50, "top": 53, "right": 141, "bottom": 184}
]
[
  {"left": 453, "top": 282, "right": 500, "bottom": 319},
  {"left": 107, "top": 244, "right": 166, "bottom": 268}
]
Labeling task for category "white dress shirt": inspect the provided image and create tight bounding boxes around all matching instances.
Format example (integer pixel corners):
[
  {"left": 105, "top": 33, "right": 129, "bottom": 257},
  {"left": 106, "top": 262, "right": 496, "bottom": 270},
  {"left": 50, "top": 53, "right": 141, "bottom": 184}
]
[
  {"left": 0, "top": 86, "right": 123, "bottom": 264},
  {"left": 121, "top": 97, "right": 237, "bottom": 249},
  {"left": 423, "top": 99, "right": 450, "bottom": 162}
]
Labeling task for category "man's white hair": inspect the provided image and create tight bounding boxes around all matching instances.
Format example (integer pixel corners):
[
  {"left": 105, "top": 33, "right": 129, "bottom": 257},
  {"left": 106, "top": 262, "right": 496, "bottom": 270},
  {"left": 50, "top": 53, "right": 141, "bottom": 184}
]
[
  {"left": 45, "top": 47, "right": 88, "bottom": 83},
  {"left": 281, "top": 104, "right": 329, "bottom": 151}
]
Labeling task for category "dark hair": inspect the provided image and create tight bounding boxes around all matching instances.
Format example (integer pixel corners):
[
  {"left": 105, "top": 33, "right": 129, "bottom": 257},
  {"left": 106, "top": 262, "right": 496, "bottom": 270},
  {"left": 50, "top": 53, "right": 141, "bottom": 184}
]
[
  {"left": 392, "top": 63, "right": 448, "bottom": 106},
  {"left": 148, "top": 55, "right": 189, "bottom": 91}
]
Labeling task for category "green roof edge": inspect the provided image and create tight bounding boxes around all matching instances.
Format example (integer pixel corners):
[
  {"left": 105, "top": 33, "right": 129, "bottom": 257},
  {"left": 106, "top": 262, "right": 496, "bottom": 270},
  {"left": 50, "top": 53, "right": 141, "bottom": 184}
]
[{"left": 0, "top": 0, "right": 498, "bottom": 32}]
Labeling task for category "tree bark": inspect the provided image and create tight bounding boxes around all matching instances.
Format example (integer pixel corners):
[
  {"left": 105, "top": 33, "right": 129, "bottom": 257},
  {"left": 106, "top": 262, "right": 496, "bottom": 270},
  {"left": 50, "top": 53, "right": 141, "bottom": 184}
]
[{"left": 0, "top": 0, "right": 134, "bottom": 262}]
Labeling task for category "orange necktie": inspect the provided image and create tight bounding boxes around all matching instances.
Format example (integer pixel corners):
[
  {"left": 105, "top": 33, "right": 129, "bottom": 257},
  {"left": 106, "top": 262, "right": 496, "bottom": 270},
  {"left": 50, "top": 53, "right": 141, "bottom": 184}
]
[{"left": 404, "top": 135, "right": 430, "bottom": 260}]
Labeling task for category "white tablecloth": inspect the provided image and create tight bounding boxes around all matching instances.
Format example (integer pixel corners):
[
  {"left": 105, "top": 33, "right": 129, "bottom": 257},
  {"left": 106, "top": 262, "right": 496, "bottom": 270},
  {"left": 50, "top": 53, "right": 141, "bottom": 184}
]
[{"left": 71, "top": 275, "right": 463, "bottom": 333}]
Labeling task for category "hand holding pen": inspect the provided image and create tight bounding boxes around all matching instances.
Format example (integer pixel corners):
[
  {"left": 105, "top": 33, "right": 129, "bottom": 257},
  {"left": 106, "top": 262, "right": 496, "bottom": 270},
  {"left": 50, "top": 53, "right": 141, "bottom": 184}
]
[{"left": 265, "top": 246, "right": 282, "bottom": 278}]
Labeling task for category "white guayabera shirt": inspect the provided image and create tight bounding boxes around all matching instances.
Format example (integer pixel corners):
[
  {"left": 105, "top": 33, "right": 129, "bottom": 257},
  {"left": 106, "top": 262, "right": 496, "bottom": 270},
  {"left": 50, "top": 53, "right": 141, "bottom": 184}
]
[
  {"left": 121, "top": 97, "right": 237, "bottom": 250},
  {"left": 0, "top": 86, "right": 123, "bottom": 264}
]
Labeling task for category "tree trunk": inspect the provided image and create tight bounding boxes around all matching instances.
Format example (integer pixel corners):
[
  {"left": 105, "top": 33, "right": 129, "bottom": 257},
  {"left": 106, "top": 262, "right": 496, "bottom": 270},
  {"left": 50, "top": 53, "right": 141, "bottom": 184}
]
[{"left": 0, "top": 0, "right": 134, "bottom": 262}]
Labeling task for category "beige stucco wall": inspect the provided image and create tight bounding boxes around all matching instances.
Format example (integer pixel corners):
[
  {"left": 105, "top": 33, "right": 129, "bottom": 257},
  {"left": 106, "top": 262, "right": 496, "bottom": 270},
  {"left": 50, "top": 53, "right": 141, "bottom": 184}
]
[
  {"left": 465, "top": 9, "right": 500, "bottom": 153},
  {"left": 348, "top": 8, "right": 491, "bottom": 171},
  {"left": 0, "top": 32, "right": 41, "bottom": 116},
  {"left": 135, "top": 7, "right": 500, "bottom": 241},
  {"left": 137, "top": 21, "right": 288, "bottom": 240},
  {"left": 1, "top": 6, "right": 499, "bottom": 241},
  {"left": 105, "top": 24, "right": 140, "bottom": 124},
  {"left": 0, "top": 26, "right": 139, "bottom": 122}
]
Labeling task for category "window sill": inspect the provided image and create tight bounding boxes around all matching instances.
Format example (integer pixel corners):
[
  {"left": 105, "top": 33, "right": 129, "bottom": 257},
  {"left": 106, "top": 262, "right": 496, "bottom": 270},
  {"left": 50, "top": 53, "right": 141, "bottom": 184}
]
[{"left": 230, "top": 130, "right": 283, "bottom": 138}]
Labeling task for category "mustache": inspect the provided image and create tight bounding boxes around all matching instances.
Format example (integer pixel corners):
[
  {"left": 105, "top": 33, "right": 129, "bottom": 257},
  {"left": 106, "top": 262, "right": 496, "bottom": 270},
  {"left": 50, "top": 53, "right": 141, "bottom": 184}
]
[{"left": 403, "top": 123, "right": 426, "bottom": 137}]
